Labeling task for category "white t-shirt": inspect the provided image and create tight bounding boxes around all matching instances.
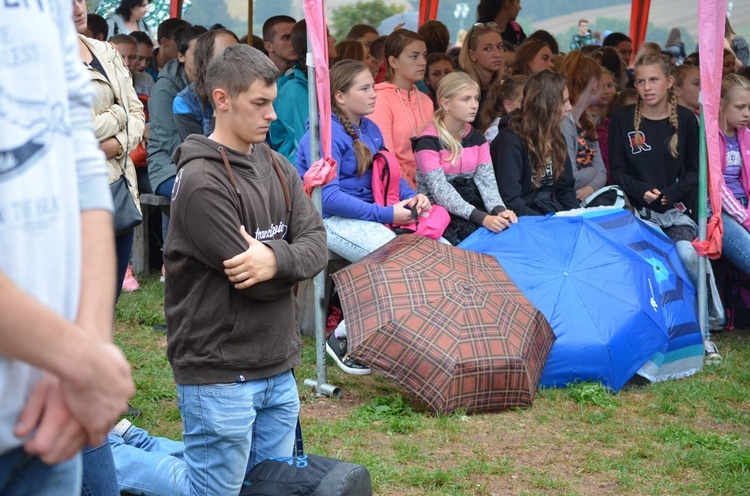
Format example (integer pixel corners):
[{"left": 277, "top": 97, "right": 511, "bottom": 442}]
[{"left": 0, "top": 0, "right": 113, "bottom": 454}]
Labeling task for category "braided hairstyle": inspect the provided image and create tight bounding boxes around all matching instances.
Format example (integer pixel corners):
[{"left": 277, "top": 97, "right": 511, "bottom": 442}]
[
  {"left": 330, "top": 59, "right": 374, "bottom": 176},
  {"left": 633, "top": 52, "right": 679, "bottom": 158},
  {"left": 432, "top": 72, "right": 480, "bottom": 166}
]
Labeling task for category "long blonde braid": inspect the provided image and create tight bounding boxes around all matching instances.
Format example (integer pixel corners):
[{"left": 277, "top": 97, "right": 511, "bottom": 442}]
[
  {"left": 667, "top": 89, "right": 679, "bottom": 158},
  {"left": 633, "top": 93, "right": 644, "bottom": 148}
]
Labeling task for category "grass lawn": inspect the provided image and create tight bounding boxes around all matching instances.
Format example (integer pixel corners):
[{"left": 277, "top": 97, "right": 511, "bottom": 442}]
[{"left": 116, "top": 275, "right": 750, "bottom": 495}]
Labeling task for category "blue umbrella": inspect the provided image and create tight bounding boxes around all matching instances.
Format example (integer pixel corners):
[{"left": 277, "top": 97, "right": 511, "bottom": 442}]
[
  {"left": 377, "top": 10, "right": 419, "bottom": 34},
  {"left": 459, "top": 208, "right": 701, "bottom": 391}
]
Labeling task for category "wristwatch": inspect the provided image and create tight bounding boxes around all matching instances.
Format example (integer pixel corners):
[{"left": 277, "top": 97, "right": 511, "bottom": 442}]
[{"left": 116, "top": 143, "right": 124, "bottom": 158}]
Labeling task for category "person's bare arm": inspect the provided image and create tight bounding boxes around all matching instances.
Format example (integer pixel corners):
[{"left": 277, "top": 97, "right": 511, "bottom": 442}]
[{"left": 76, "top": 209, "right": 116, "bottom": 339}]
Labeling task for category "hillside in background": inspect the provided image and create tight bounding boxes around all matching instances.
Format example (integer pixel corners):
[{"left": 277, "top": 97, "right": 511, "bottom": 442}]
[{"left": 166, "top": 0, "right": 750, "bottom": 49}]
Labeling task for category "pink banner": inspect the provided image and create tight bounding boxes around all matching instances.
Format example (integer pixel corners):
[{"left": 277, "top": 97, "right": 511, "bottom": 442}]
[
  {"left": 693, "top": 0, "right": 726, "bottom": 258},
  {"left": 302, "top": 0, "right": 337, "bottom": 195}
]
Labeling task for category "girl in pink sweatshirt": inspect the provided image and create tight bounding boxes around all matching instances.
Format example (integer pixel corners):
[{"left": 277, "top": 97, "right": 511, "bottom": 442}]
[{"left": 370, "top": 29, "right": 434, "bottom": 189}]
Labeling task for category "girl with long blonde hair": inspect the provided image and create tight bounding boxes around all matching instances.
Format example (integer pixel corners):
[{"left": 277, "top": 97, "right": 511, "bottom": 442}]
[{"left": 414, "top": 72, "right": 516, "bottom": 244}]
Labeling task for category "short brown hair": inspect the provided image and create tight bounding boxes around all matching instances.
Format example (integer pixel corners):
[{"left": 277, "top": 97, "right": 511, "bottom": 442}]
[
  {"left": 206, "top": 44, "right": 279, "bottom": 107},
  {"left": 418, "top": 20, "right": 450, "bottom": 55}
]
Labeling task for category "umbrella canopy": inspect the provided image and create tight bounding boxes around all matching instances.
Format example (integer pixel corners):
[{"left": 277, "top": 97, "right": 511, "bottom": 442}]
[
  {"left": 332, "top": 235, "right": 554, "bottom": 414},
  {"left": 377, "top": 10, "right": 419, "bottom": 34},
  {"left": 460, "top": 208, "right": 699, "bottom": 391}
]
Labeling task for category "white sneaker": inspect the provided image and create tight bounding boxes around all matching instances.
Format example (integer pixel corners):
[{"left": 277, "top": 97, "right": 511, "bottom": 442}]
[{"left": 113, "top": 418, "right": 133, "bottom": 438}]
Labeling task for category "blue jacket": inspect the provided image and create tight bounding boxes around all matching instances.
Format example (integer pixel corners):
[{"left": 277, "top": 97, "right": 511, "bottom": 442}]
[
  {"left": 270, "top": 64, "right": 308, "bottom": 163},
  {"left": 173, "top": 82, "right": 213, "bottom": 140},
  {"left": 296, "top": 114, "right": 415, "bottom": 222}
]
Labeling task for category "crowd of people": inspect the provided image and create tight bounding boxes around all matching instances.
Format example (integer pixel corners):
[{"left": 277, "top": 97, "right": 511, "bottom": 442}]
[{"left": 3, "top": 0, "right": 750, "bottom": 494}]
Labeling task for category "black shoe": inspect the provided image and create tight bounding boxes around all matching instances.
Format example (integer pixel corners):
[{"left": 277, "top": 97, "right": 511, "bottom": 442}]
[
  {"left": 326, "top": 334, "right": 371, "bottom": 375},
  {"left": 125, "top": 403, "right": 142, "bottom": 417}
]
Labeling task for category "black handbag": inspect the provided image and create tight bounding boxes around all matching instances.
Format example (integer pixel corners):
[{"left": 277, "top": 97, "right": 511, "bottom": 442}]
[
  {"left": 241, "top": 420, "right": 372, "bottom": 496},
  {"left": 110, "top": 173, "right": 142, "bottom": 236}
]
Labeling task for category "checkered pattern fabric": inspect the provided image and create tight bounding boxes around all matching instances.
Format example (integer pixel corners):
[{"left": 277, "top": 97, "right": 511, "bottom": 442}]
[{"left": 332, "top": 235, "right": 555, "bottom": 414}]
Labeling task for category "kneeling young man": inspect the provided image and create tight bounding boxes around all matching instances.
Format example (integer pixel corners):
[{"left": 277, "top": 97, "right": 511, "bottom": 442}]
[{"left": 130, "top": 44, "right": 327, "bottom": 496}]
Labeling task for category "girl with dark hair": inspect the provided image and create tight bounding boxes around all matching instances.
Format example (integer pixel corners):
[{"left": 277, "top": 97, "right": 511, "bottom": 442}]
[
  {"left": 172, "top": 29, "right": 238, "bottom": 140},
  {"left": 512, "top": 38, "right": 554, "bottom": 76},
  {"left": 491, "top": 70, "right": 579, "bottom": 216},
  {"left": 480, "top": 74, "right": 527, "bottom": 142},
  {"left": 476, "top": 0, "right": 526, "bottom": 47},
  {"left": 107, "top": 0, "right": 151, "bottom": 38},
  {"left": 425, "top": 53, "right": 455, "bottom": 108},
  {"left": 370, "top": 29, "right": 434, "bottom": 188},
  {"left": 415, "top": 72, "right": 516, "bottom": 244},
  {"left": 726, "top": 17, "right": 749, "bottom": 67},
  {"left": 559, "top": 51, "right": 607, "bottom": 201},
  {"left": 587, "top": 70, "right": 618, "bottom": 180}
]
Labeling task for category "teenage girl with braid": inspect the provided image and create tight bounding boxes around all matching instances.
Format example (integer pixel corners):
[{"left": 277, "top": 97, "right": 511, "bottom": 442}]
[
  {"left": 370, "top": 29, "right": 434, "bottom": 189},
  {"left": 609, "top": 52, "right": 722, "bottom": 358},
  {"left": 296, "top": 60, "right": 432, "bottom": 375},
  {"left": 296, "top": 59, "right": 432, "bottom": 264}
]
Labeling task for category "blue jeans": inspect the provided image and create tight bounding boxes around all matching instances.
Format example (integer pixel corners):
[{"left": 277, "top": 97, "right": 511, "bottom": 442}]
[
  {"left": 155, "top": 177, "right": 175, "bottom": 246},
  {"left": 113, "top": 370, "right": 299, "bottom": 496},
  {"left": 722, "top": 212, "right": 750, "bottom": 275},
  {"left": 324, "top": 216, "right": 398, "bottom": 262},
  {"left": 81, "top": 443, "right": 117, "bottom": 496},
  {"left": 0, "top": 447, "right": 81, "bottom": 496}
]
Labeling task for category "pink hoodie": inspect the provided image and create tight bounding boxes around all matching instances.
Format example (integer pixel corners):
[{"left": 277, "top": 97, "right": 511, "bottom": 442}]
[{"left": 370, "top": 82, "right": 434, "bottom": 189}]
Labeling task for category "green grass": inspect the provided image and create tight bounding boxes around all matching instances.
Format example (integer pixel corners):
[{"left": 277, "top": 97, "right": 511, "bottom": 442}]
[{"left": 116, "top": 275, "right": 750, "bottom": 495}]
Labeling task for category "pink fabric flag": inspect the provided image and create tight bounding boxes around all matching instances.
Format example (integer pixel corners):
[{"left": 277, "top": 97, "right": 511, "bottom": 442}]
[
  {"left": 693, "top": 0, "right": 726, "bottom": 258},
  {"left": 301, "top": 0, "right": 337, "bottom": 196}
]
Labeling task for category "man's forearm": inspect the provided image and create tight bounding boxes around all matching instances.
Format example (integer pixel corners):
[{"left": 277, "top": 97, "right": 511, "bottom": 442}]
[
  {"left": 76, "top": 209, "right": 116, "bottom": 341},
  {"left": 0, "top": 271, "right": 95, "bottom": 385}
]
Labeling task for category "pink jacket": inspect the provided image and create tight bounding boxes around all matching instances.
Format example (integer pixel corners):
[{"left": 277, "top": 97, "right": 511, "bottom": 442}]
[
  {"left": 718, "top": 126, "right": 750, "bottom": 229},
  {"left": 370, "top": 82, "right": 433, "bottom": 189}
]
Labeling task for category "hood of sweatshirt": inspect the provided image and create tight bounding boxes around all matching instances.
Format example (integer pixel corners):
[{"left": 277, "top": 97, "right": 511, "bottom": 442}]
[
  {"left": 174, "top": 135, "right": 266, "bottom": 174},
  {"left": 374, "top": 82, "right": 427, "bottom": 110}
]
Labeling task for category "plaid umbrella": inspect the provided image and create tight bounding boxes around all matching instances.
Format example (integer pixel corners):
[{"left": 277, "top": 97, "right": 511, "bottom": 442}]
[{"left": 331, "top": 235, "right": 554, "bottom": 414}]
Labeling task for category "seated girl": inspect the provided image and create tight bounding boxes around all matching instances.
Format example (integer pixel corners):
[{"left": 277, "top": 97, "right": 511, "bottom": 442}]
[
  {"left": 491, "top": 70, "right": 579, "bottom": 216},
  {"left": 559, "top": 51, "right": 608, "bottom": 201},
  {"left": 609, "top": 52, "right": 722, "bottom": 358},
  {"left": 296, "top": 59, "right": 432, "bottom": 262},
  {"left": 717, "top": 74, "right": 750, "bottom": 277},
  {"left": 296, "top": 60, "right": 433, "bottom": 376},
  {"left": 480, "top": 74, "right": 527, "bottom": 143},
  {"left": 370, "top": 29, "right": 434, "bottom": 188},
  {"left": 414, "top": 72, "right": 517, "bottom": 245}
]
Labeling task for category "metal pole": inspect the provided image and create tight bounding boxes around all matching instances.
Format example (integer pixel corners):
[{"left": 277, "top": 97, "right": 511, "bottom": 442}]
[
  {"left": 697, "top": 107, "right": 708, "bottom": 344},
  {"left": 303, "top": 48, "right": 342, "bottom": 398}
]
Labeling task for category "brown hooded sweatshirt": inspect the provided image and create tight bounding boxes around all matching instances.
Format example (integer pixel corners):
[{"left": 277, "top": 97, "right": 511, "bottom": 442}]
[{"left": 165, "top": 135, "right": 327, "bottom": 385}]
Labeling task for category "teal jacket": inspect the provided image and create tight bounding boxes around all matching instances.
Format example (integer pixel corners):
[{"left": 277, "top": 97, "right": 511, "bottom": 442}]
[
  {"left": 147, "top": 58, "right": 189, "bottom": 193},
  {"left": 269, "top": 64, "right": 308, "bottom": 164}
]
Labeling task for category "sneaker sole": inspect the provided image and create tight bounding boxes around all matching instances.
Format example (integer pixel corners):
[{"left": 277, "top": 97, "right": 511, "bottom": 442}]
[{"left": 326, "top": 343, "right": 371, "bottom": 375}]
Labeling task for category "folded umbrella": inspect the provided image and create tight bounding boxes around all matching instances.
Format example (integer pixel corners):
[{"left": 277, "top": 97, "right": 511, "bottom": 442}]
[{"left": 332, "top": 234, "right": 554, "bottom": 414}]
